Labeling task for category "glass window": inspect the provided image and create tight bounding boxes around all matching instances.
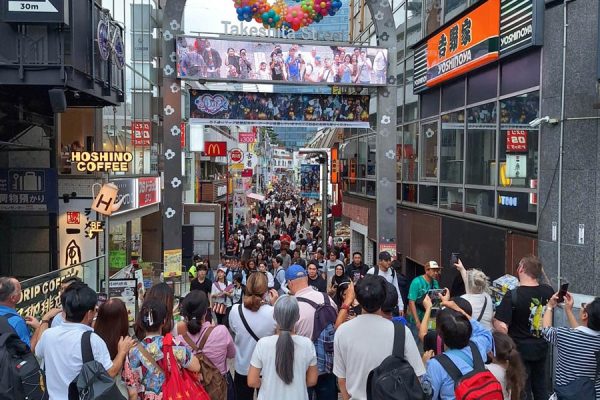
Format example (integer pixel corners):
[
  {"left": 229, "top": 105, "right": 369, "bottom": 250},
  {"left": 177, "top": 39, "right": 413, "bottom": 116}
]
[
  {"left": 497, "top": 191, "right": 537, "bottom": 225},
  {"left": 406, "top": 0, "right": 422, "bottom": 47},
  {"left": 366, "top": 180, "right": 376, "bottom": 196},
  {"left": 396, "top": 128, "right": 402, "bottom": 181},
  {"left": 397, "top": 62, "right": 405, "bottom": 124},
  {"left": 440, "top": 186, "right": 463, "bottom": 211},
  {"left": 403, "top": 123, "right": 419, "bottom": 181},
  {"left": 403, "top": 183, "right": 418, "bottom": 203},
  {"left": 441, "top": 78, "right": 465, "bottom": 112},
  {"left": 421, "top": 120, "right": 438, "bottom": 180},
  {"left": 404, "top": 58, "right": 419, "bottom": 122},
  {"left": 421, "top": 86, "right": 440, "bottom": 118},
  {"left": 440, "top": 111, "right": 464, "bottom": 184},
  {"left": 467, "top": 65, "right": 497, "bottom": 104},
  {"left": 444, "top": 0, "right": 468, "bottom": 22},
  {"left": 357, "top": 136, "right": 367, "bottom": 178},
  {"left": 367, "top": 135, "right": 376, "bottom": 177},
  {"left": 419, "top": 184, "right": 438, "bottom": 206},
  {"left": 424, "top": 0, "right": 442, "bottom": 36},
  {"left": 500, "top": 49, "right": 541, "bottom": 95},
  {"left": 466, "top": 102, "right": 496, "bottom": 185},
  {"left": 498, "top": 92, "right": 539, "bottom": 189},
  {"left": 465, "top": 189, "right": 494, "bottom": 217}
]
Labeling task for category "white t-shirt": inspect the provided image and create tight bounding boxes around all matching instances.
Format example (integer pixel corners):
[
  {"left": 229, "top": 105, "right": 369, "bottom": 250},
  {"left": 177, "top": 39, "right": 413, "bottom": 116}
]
[
  {"left": 333, "top": 314, "right": 425, "bottom": 400},
  {"left": 367, "top": 267, "right": 405, "bottom": 310},
  {"left": 36, "top": 322, "right": 113, "bottom": 400},
  {"left": 461, "top": 293, "right": 494, "bottom": 330},
  {"left": 250, "top": 334, "right": 317, "bottom": 400},
  {"left": 228, "top": 304, "right": 277, "bottom": 375},
  {"left": 486, "top": 363, "right": 509, "bottom": 400}
]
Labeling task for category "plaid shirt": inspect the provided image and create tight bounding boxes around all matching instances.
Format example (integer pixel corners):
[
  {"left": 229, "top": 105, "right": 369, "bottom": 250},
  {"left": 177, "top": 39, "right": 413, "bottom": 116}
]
[{"left": 314, "top": 324, "right": 335, "bottom": 374}]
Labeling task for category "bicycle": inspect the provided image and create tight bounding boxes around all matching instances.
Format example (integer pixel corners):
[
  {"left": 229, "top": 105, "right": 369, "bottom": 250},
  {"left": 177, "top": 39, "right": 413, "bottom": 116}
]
[{"left": 97, "top": 8, "right": 125, "bottom": 70}]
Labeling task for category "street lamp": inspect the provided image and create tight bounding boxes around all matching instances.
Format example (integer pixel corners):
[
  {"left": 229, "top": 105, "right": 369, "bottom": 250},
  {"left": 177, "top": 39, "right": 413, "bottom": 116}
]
[{"left": 299, "top": 148, "right": 330, "bottom": 252}]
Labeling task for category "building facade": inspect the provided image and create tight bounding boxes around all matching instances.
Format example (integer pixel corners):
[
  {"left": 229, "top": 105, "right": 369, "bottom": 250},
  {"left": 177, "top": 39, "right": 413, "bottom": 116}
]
[{"left": 343, "top": 0, "right": 600, "bottom": 297}]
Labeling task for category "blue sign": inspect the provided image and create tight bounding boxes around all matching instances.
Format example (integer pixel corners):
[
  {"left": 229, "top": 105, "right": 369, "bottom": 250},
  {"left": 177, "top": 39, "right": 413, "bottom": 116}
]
[{"left": 0, "top": 169, "right": 58, "bottom": 212}]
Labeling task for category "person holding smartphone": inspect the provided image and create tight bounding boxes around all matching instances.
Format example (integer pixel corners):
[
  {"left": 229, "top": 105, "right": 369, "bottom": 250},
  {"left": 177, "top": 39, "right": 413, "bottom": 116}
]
[{"left": 407, "top": 261, "right": 441, "bottom": 342}]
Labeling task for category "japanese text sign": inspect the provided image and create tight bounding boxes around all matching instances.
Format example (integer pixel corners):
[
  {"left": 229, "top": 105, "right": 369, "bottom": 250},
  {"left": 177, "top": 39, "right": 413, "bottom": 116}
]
[
  {"left": 426, "top": 0, "right": 499, "bottom": 87},
  {"left": 238, "top": 132, "right": 256, "bottom": 143},
  {"left": 0, "top": 169, "right": 57, "bottom": 212},
  {"left": 131, "top": 121, "right": 151, "bottom": 146},
  {"left": 506, "top": 130, "right": 528, "bottom": 152}
]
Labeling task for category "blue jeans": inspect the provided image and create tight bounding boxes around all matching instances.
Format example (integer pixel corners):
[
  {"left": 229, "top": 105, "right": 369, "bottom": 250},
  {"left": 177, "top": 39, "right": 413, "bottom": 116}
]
[{"left": 308, "top": 373, "right": 337, "bottom": 400}]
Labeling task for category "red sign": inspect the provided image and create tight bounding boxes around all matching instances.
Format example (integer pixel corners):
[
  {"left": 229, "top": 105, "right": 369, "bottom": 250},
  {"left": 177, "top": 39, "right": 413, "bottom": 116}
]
[
  {"left": 66, "top": 212, "right": 80, "bottom": 224},
  {"left": 204, "top": 141, "right": 227, "bottom": 157},
  {"left": 506, "top": 130, "right": 528, "bottom": 152},
  {"left": 139, "top": 177, "right": 159, "bottom": 207},
  {"left": 180, "top": 123, "right": 186, "bottom": 149},
  {"left": 241, "top": 168, "right": 253, "bottom": 177},
  {"left": 131, "top": 121, "right": 151, "bottom": 146},
  {"left": 230, "top": 148, "right": 244, "bottom": 163},
  {"left": 238, "top": 132, "right": 256, "bottom": 143}
]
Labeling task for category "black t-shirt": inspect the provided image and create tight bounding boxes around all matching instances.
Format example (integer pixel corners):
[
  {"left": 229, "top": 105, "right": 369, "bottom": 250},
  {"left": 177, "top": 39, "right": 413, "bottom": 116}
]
[
  {"left": 345, "top": 263, "right": 368, "bottom": 283},
  {"left": 308, "top": 275, "right": 327, "bottom": 293},
  {"left": 495, "top": 284, "right": 554, "bottom": 342},
  {"left": 190, "top": 278, "right": 213, "bottom": 298}
]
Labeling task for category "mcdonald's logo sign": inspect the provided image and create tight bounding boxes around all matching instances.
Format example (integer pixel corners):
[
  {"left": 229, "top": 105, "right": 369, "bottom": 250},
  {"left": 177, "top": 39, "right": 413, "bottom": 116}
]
[{"left": 204, "top": 141, "right": 227, "bottom": 157}]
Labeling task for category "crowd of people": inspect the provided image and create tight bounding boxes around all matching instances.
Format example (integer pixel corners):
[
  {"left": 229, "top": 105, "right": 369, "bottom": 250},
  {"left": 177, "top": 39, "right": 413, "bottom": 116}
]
[{"left": 1, "top": 184, "right": 599, "bottom": 400}]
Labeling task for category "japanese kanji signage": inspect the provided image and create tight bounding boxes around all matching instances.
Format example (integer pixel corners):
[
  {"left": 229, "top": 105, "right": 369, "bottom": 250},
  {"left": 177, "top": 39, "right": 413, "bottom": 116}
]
[
  {"left": 506, "top": 130, "right": 528, "bottom": 152},
  {"left": 59, "top": 199, "right": 98, "bottom": 269},
  {"left": 131, "top": 121, "right": 151, "bottom": 146},
  {"left": 138, "top": 177, "right": 160, "bottom": 207},
  {"left": 0, "top": 169, "right": 57, "bottom": 212},
  {"left": 425, "top": 0, "right": 499, "bottom": 87}
]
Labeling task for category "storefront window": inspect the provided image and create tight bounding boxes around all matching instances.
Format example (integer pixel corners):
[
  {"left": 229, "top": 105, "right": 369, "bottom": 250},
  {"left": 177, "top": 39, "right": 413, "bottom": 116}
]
[
  {"left": 466, "top": 102, "right": 496, "bottom": 185},
  {"left": 440, "top": 111, "right": 464, "bottom": 184},
  {"left": 367, "top": 135, "right": 376, "bottom": 177},
  {"left": 465, "top": 189, "right": 494, "bottom": 217},
  {"left": 403, "top": 183, "right": 418, "bottom": 203},
  {"left": 421, "top": 120, "right": 438, "bottom": 180},
  {"left": 403, "top": 123, "right": 419, "bottom": 181},
  {"left": 498, "top": 92, "right": 539, "bottom": 189},
  {"left": 440, "top": 186, "right": 462, "bottom": 211},
  {"left": 357, "top": 136, "right": 367, "bottom": 179},
  {"left": 497, "top": 190, "right": 537, "bottom": 225},
  {"left": 419, "top": 184, "right": 438, "bottom": 206}
]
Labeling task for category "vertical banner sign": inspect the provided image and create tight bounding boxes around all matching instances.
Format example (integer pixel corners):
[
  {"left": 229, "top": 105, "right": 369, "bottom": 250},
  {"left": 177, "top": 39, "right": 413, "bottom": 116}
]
[
  {"left": 506, "top": 130, "right": 528, "bottom": 152},
  {"left": 59, "top": 199, "right": 98, "bottom": 268},
  {"left": 164, "top": 249, "right": 183, "bottom": 277},
  {"left": 233, "top": 192, "right": 248, "bottom": 227},
  {"left": 330, "top": 145, "right": 339, "bottom": 184},
  {"left": 131, "top": 121, "right": 151, "bottom": 146},
  {"left": 300, "top": 164, "right": 321, "bottom": 199}
]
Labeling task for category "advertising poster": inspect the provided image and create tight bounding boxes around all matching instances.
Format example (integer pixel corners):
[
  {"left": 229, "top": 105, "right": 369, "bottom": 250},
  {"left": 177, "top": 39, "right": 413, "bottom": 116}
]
[
  {"left": 177, "top": 36, "right": 388, "bottom": 86},
  {"left": 189, "top": 90, "right": 370, "bottom": 128},
  {"left": 104, "top": 279, "right": 138, "bottom": 325},
  {"left": 300, "top": 164, "right": 320, "bottom": 199},
  {"left": 164, "top": 249, "right": 183, "bottom": 277}
]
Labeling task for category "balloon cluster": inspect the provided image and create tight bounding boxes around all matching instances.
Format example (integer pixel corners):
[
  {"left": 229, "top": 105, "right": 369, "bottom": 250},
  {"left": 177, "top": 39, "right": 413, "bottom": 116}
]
[{"left": 232, "top": 0, "right": 343, "bottom": 31}]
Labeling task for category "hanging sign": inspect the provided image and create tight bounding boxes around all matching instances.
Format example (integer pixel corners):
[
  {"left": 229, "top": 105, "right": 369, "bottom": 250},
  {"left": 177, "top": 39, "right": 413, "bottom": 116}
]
[
  {"left": 506, "top": 130, "right": 528, "bottom": 152},
  {"left": 204, "top": 141, "right": 227, "bottom": 157},
  {"left": 230, "top": 148, "right": 244, "bottom": 163},
  {"left": 131, "top": 121, "right": 151, "bottom": 146},
  {"left": 239, "top": 132, "right": 256, "bottom": 143}
]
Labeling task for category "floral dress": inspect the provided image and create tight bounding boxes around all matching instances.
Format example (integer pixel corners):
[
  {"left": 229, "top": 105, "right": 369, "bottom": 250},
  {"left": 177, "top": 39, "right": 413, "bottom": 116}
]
[{"left": 123, "top": 335, "right": 194, "bottom": 400}]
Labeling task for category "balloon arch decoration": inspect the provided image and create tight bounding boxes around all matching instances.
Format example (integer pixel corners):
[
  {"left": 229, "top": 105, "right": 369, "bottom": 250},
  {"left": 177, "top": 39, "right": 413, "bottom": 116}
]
[{"left": 159, "top": 0, "right": 398, "bottom": 261}]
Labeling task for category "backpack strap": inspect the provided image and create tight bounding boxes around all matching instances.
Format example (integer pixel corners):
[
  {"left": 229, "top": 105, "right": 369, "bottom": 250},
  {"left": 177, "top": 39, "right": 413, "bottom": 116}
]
[
  {"left": 391, "top": 321, "right": 406, "bottom": 360},
  {"left": 373, "top": 267, "right": 379, "bottom": 276},
  {"left": 198, "top": 326, "right": 216, "bottom": 350},
  {"left": 469, "top": 342, "right": 485, "bottom": 372},
  {"left": 297, "top": 297, "right": 319, "bottom": 309},
  {"left": 80, "top": 331, "right": 94, "bottom": 363},
  {"left": 238, "top": 305, "right": 260, "bottom": 342},
  {"left": 435, "top": 353, "right": 464, "bottom": 385},
  {"left": 477, "top": 296, "right": 488, "bottom": 322},
  {"left": 510, "top": 288, "right": 518, "bottom": 312}
]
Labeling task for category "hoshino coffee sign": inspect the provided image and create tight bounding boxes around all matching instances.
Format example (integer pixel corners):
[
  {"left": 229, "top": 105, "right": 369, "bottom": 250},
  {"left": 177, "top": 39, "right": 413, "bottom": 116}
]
[
  {"left": 70, "top": 151, "right": 133, "bottom": 172},
  {"left": 413, "top": 0, "right": 542, "bottom": 93}
]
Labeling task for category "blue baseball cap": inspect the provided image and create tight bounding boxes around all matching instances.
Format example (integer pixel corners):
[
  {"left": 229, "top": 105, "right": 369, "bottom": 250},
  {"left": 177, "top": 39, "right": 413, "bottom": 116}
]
[{"left": 285, "top": 265, "right": 307, "bottom": 281}]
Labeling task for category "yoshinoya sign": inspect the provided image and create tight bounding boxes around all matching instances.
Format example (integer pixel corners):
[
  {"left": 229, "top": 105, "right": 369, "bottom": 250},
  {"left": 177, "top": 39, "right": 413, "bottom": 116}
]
[
  {"left": 414, "top": 0, "right": 543, "bottom": 93},
  {"left": 3, "top": 0, "right": 69, "bottom": 24},
  {"left": 70, "top": 151, "right": 133, "bottom": 172}
]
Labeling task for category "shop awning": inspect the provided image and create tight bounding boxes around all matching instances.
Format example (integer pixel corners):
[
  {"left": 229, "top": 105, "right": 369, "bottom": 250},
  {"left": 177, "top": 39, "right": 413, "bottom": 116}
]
[{"left": 247, "top": 193, "right": 265, "bottom": 202}]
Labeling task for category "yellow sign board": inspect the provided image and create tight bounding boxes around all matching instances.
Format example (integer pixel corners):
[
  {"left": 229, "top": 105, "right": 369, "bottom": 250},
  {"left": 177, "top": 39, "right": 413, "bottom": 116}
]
[
  {"left": 164, "top": 249, "right": 182, "bottom": 277},
  {"left": 230, "top": 163, "right": 244, "bottom": 171}
]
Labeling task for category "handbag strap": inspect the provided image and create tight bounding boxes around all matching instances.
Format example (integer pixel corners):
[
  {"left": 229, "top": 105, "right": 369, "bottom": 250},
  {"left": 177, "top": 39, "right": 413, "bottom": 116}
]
[
  {"left": 477, "top": 296, "right": 488, "bottom": 322},
  {"left": 238, "top": 304, "right": 260, "bottom": 342},
  {"left": 136, "top": 342, "right": 164, "bottom": 374}
]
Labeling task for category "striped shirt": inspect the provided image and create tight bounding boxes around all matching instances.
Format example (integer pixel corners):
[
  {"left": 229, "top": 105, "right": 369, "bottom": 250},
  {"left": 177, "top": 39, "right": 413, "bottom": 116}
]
[{"left": 543, "top": 326, "right": 600, "bottom": 397}]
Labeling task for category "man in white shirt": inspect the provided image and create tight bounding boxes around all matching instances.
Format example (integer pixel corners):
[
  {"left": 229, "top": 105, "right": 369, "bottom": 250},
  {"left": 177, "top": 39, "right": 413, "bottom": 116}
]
[
  {"left": 35, "top": 283, "right": 133, "bottom": 399},
  {"left": 334, "top": 275, "right": 425, "bottom": 400},
  {"left": 367, "top": 251, "right": 405, "bottom": 315}
]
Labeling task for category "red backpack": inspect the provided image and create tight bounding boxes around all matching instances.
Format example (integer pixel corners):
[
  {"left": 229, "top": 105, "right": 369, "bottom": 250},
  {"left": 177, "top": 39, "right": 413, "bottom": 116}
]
[
  {"left": 160, "top": 333, "right": 210, "bottom": 400},
  {"left": 435, "top": 342, "right": 503, "bottom": 400}
]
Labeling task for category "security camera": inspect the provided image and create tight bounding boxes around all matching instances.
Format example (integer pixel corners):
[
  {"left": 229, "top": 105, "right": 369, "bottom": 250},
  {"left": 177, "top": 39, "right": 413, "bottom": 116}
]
[{"left": 529, "top": 116, "right": 558, "bottom": 127}]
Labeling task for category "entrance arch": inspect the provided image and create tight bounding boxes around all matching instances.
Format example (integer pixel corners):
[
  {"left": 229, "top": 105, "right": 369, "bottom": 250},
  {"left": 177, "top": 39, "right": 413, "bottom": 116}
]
[{"left": 159, "top": 0, "right": 398, "bottom": 260}]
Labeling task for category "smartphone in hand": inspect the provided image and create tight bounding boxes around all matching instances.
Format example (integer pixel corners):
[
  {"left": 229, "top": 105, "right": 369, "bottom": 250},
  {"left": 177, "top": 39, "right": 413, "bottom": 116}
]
[
  {"left": 451, "top": 252, "right": 460, "bottom": 266},
  {"left": 557, "top": 282, "right": 569, "bottom": 303}
]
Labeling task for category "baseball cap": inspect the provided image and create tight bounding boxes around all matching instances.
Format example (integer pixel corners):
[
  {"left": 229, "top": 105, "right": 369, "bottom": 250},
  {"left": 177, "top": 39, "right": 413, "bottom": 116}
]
[
  {"left": 285, "top": 265, "right": 307, "bottom": 281},
  {"left": 256, "top": 243, "right": 263, "bottom": 248},
  {"left": 426, "top": 261, "right": 441, "bottom": 269},
  {"left": 378, "top": 251, "right": 392, "bottom": 261},
  {"left": 218, "top": 266, "right": 228, "bottom": 273}
]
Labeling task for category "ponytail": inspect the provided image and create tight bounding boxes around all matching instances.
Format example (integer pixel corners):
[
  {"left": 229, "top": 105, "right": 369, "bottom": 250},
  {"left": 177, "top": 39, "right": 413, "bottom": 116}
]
[
  {"left": 180, "top": 290, "right": 209, "bottom": 335},
  {"left": 273, "top": 295, "right": 300, "bottom": 385},
  {"left": 492, "top": 332, "right": 525, "bottom": 400}
]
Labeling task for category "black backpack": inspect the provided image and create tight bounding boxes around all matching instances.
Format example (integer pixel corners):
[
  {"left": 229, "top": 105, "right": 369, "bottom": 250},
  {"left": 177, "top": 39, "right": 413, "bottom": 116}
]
[
  {"left": 366, "top": 322, "right": 425, "bottom": 400},
  {"left": 0, "top": 315, "right": 48, "bottom": 400},
  {"left": 68, "top": 331, "right": 126, "bottom": 400}
]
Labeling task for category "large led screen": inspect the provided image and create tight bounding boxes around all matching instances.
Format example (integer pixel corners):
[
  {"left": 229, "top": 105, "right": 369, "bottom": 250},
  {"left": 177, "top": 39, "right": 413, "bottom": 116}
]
[
  {"left": 189, "top": 90, "right": 371, "bottom": 128},
  {"left": 177, "top": 36, "right": 389, "bottom": 86}
]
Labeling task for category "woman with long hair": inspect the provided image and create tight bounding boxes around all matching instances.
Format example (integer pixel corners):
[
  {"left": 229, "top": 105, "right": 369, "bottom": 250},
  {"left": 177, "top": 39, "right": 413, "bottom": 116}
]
[
  {"left": 124, "top": 299, "right": 200, "bottom": 399},
  {"left": 247, "top": 295, "right": 318, "bottom": 399},
  {"left": 228, "top": 272, "right": 278, "bottom": 400},
  {"left": 94, "top": 298, "right": 131, "bottom": 397},
  {"left": 179, "top": 290, "right": 236, "bottom": 400},
  {"left": 487, "top": 332, "right": 526, "bottom": 400},
  {"left": 211, "top": 267, "right": 233, "bottom": 325}
]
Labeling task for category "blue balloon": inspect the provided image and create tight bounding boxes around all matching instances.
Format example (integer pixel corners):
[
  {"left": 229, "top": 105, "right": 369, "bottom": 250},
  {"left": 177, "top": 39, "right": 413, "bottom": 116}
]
[{"left": 238, "top": 14, "right": 245, "bottom": 20}]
